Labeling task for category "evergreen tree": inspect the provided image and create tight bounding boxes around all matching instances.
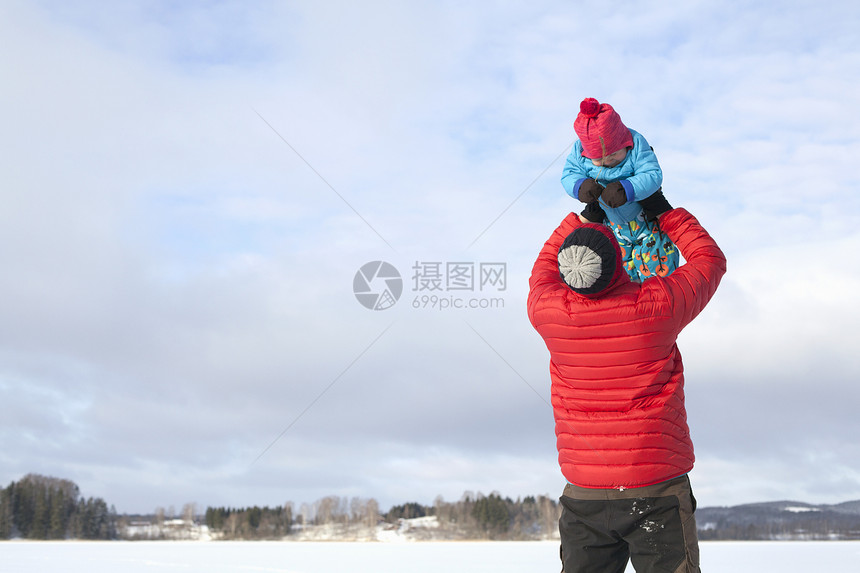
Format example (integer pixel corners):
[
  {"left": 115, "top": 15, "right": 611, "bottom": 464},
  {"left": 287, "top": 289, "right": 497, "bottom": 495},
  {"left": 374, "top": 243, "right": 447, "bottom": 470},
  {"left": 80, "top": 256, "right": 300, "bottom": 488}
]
[
  {"left": 0, "top": 484, "right": 14, "bottom": 538},
  {"left": 385, "top": 502, "right": 426, "bottom": 522},
  {"left": 472, "top": 493, "right": 510, "bottom": 539},
  {"left": 0, "top": 474, "right": 111, "bottom": 540}
]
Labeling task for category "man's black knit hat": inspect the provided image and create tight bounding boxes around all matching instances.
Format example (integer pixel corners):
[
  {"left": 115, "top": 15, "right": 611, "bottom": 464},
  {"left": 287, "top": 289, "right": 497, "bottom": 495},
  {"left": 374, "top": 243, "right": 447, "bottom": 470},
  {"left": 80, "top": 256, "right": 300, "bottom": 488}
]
[{"left": 557, "top": 225, "right": 619, "bottom": 295}]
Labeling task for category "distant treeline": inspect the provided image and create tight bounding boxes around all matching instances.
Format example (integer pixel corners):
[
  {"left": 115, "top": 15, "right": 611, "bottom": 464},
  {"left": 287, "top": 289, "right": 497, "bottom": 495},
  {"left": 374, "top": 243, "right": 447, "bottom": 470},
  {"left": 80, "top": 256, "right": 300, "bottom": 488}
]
[
  {"left": 204, "top": 504, "right": 293, "bottom": 539},
  {"left": 11, "top": 473, "right": 860, "bottom": 542},
  {"left": 0, "top": 474, "right": 117, "bottom": 540},
  {"left": 204, "top": 492, "right": 560, "bottom": 540}
]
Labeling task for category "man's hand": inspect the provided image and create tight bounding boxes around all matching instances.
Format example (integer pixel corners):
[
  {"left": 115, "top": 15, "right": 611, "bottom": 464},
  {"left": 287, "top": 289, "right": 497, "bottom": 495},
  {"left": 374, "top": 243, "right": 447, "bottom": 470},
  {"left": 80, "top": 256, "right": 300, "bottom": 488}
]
[
  {"left": 639, "top": 189, "right": 673, "bottom": 222},
  {"left": 580, "top": 201, "right": 606, "bottom": 223}
]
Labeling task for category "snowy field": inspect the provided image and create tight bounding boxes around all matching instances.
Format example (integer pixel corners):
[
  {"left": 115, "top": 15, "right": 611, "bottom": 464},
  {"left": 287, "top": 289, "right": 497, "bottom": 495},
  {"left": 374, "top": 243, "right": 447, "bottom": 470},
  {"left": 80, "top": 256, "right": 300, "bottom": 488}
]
[{"left": 2, "top": 540, "right": 859, "bottom": 572}]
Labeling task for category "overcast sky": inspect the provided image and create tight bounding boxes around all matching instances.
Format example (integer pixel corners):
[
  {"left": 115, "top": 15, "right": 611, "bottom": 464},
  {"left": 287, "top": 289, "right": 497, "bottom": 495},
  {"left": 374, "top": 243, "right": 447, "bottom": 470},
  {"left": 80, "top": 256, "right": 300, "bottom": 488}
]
[{"left": 2, "top": 0, "right": 859, "bottom": 515}]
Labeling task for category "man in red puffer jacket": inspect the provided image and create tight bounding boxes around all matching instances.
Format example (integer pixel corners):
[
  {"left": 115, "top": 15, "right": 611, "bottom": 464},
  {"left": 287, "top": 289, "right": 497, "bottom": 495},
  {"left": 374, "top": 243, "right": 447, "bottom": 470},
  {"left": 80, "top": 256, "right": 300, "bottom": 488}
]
[{"left": 527, "top": 206, "right": 726, "bottom": 573}]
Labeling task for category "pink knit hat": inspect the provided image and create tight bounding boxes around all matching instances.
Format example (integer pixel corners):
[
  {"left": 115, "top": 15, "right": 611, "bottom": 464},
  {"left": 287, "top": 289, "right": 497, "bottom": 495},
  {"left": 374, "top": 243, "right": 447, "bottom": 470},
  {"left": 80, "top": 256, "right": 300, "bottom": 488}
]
[{"left": 574, "top": 98, "right": 634, "bottom": 159}]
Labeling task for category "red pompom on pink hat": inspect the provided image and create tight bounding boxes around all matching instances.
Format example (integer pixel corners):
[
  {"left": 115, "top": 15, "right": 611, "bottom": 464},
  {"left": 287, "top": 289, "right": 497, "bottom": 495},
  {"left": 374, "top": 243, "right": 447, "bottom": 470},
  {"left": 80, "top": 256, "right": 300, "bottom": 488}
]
[{"left": 574, "top": 97, "right": 634, "bottom": 159}]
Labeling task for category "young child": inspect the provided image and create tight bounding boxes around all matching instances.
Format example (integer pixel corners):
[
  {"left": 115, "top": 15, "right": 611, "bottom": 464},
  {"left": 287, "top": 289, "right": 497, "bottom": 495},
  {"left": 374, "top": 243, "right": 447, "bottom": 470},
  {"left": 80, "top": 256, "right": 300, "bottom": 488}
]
[{"left": 561, "top": 97, "right": 678, "bottom": 280}]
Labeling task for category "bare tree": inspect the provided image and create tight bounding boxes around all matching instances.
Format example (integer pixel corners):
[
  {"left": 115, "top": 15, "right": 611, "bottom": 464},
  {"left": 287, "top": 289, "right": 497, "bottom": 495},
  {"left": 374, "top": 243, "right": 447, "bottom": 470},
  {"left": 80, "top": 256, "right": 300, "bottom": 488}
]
[
  {"left": 538, "top": 496, "right": 559, "bottom": 539},
  {"left": 182, "top": 503, "right": 196, "bottom": 524},
  {"left": 365, "top": 499, "right": 379, "bottom": 529},
  {"left": 350, "top": 497, "right": 365, "bottom": 525},
  {"left": 299, "top": 502, "right": 313, "bottom": 527},
  {"left": 283, "top": 502, "right": 294, "bottom": 534},
  {"left": 315, "top": 497, "right": 336, "bottom": 525},
  {"left": 154, "top": 507, "right": 165, "bottom": 528}
]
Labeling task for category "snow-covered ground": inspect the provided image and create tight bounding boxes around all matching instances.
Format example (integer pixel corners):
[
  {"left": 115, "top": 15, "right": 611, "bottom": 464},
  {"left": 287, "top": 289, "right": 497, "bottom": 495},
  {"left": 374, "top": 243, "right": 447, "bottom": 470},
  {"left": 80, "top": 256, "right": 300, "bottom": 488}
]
[{"left": 2, "top": 540, "right": 859, "bottom": 572}]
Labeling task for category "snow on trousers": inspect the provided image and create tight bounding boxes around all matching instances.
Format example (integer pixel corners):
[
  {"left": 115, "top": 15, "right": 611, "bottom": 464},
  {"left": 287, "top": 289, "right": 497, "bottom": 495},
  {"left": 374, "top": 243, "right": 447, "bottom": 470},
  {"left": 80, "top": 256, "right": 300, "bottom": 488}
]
[
  {"left": 558, "top": 474, "right": 701, "bottom": 573},
  {"left": 607, "top": 214, "right": 679, "bottom": 281}
]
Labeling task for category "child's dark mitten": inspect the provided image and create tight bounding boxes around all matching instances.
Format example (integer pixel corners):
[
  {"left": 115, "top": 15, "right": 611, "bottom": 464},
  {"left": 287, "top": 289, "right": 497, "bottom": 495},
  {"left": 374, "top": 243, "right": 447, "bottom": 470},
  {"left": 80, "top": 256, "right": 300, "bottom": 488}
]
[
  {"left": 601, "top": 181, "right": 627, "bottom": 207},
  {"left": 639, "top": 189, "right": 673, "bottom": 221},
  {"left": 580, "top": 201, "right": 606, "bottom": 223},
  {"left": 577, "top": 178, "right": 604, "bottom": 203}
]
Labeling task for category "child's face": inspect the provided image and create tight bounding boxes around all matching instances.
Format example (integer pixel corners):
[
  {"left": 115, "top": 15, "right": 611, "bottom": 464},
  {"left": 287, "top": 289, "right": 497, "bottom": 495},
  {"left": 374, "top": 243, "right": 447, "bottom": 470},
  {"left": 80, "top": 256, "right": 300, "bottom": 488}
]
[{"left": 590, "top": 147, "right": 628, "bottom": 168}]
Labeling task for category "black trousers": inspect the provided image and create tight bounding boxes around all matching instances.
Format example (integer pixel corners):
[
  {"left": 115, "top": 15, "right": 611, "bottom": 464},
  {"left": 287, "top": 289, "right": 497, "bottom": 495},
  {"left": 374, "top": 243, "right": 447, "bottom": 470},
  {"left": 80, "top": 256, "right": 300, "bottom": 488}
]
[{"left": 559, "top": 474, "right": 701, "bottom": 573}]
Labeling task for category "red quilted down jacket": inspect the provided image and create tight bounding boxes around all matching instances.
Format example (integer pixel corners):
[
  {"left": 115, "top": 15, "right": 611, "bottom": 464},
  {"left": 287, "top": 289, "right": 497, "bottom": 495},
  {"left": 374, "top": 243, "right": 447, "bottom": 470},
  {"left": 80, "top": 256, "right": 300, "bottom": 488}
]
[{"left": 527, "top": 208, "right": 726, "bottom": 489}]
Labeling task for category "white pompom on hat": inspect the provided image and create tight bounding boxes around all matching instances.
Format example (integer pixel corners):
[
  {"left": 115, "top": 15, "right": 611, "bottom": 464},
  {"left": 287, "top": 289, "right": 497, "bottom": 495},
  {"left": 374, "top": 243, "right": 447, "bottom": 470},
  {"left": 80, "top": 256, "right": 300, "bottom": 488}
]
[{"left": 558, "top": 224, "right": 621, "bottom": 295}]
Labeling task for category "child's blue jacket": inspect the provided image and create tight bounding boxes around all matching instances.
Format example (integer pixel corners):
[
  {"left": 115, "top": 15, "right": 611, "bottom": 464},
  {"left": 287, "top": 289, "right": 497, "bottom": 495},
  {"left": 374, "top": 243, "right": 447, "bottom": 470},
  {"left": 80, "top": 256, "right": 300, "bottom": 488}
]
[{"left": 561, "top": 129, "right": 662, "bottom": 226}]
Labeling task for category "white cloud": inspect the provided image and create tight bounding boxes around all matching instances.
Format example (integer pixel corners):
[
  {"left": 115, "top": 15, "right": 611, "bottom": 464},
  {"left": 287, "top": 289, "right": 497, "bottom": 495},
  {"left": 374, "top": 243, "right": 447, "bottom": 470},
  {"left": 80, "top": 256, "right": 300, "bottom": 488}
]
[{"left": 2, "top": 0, "right": 860, "bottom": 513}]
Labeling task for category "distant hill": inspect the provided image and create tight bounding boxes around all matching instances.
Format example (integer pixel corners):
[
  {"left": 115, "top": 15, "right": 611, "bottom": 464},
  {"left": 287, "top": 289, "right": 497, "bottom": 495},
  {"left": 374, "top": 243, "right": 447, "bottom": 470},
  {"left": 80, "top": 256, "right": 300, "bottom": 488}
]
[{"left": 697, "top": 500, "right": 860, "bottom": 540}]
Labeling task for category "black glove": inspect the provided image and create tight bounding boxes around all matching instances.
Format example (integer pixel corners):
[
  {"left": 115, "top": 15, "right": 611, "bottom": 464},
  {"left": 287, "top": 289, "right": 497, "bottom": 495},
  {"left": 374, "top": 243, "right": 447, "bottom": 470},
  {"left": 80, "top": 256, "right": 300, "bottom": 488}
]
[
  {"left": 639, "top": 188, "right": 672, "bottom": 222},
  {"left": 580, "top": 201, "right": 606, "bottom": 223},
  {"left": 601, "top": 181, "right": 628, "bottom": 208},
  {"left": 577, "top": 178, "right": 603, "bottom": 203}
]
